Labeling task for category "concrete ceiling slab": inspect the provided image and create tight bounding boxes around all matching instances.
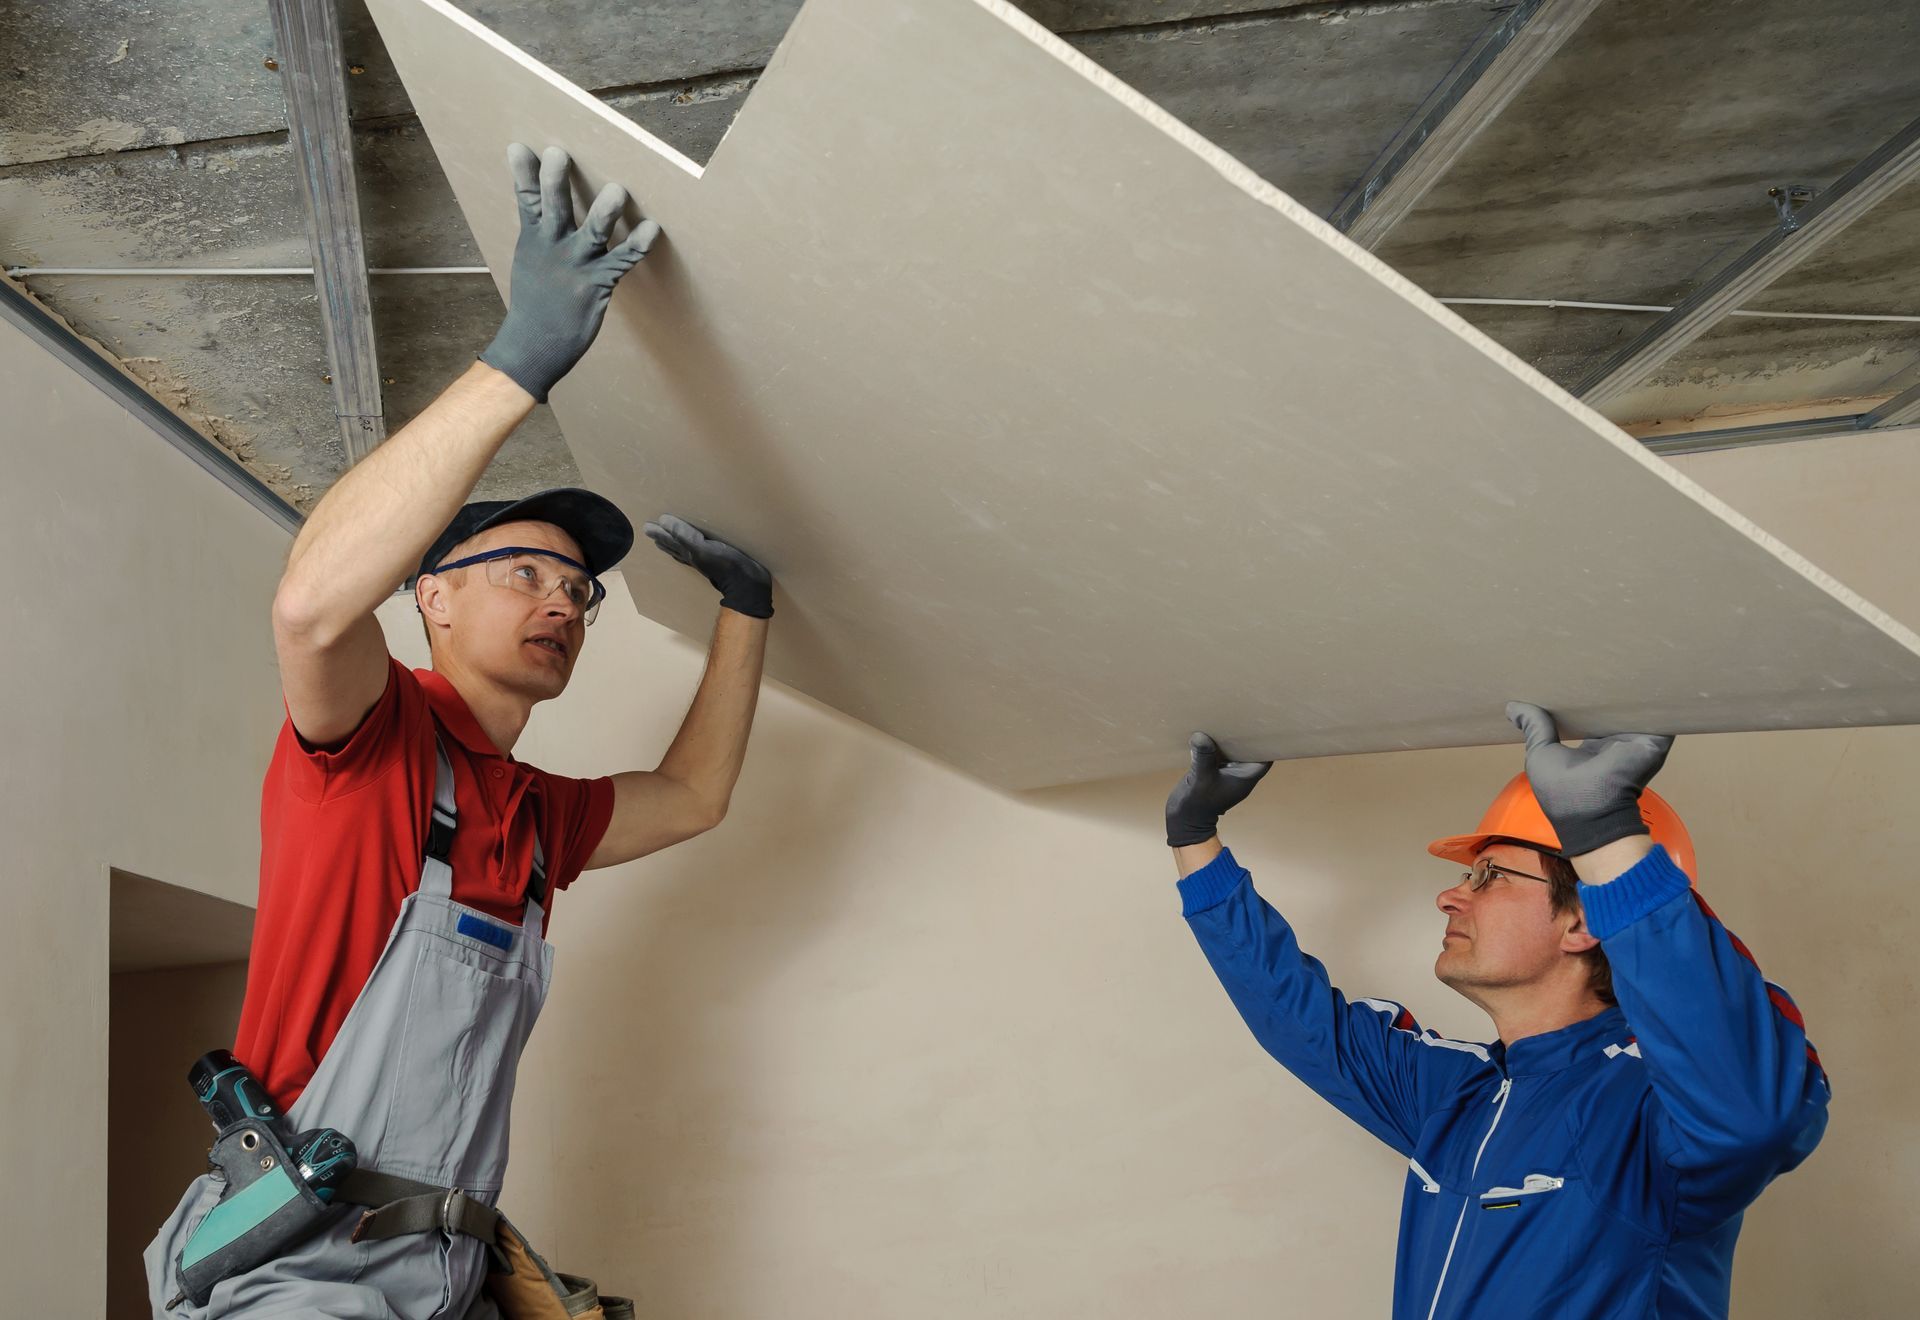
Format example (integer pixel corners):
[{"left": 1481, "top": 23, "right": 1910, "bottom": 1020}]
[
  {"left": 370, "top": 0, "right": 1920, "bottom": 788},
  {"left": 1443, "top": 177, "right": 1920, "bottom": 419},
  {"left": 1017, "top": 1, "right": 1321, "bottom": 30},
  {"left": 1372, "top": 0, "right": 1920, "bottom": 423},
  {"left": 4, "top": 0, "right": 1500, "bottom": 505},
  {"left": 19, "top": 269, "right": 583, "bottom": 511},
  {"left": 19, "top": 272, "right": 339, "bottom": 508},
  {"left": 0, "top": 137, "right": 309, "bottom": 268},
  {"left": 0, "top": 78, "right": 759, "bottom": 499},
  {"left": 1743, "top": 180, "right": 1920, "bottom": 315},
  {"left": 2, "top": 0, "right": 283, "bottom": 167},
  {"left": 368, "top": 272, "right": 585, "bottom": 497},
  {"left": 0, "top": 0, "right": 793, "bottom": 168},
  {"left": 1377, "top": 0, "right": 1920, "bottom": 306},
  {"left": 1444, "top": 302, "right": 1655, "bottom": 390},
  {"left": 1590, "top": 181, "right": 1920, "bottom": 426},
  {"left": 1607, "top": 321, "right": 1920, "bottom": 428},
  {"left": 420, "top": 0, "right": 799, "bottom": 87},
  {"left": 1065, "top": 0, "right": 1496, "bottom": 217},
  {"left": 0, "top": 87, "right": 753, "bottom": 279},
  {"left": 11, "top": 0, "right": 1919, "bottom": 510}
]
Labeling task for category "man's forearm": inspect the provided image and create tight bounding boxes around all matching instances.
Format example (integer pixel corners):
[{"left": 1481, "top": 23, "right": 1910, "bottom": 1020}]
[
  {"left": 1569, "top": 834, "right": 1654, "bottom": 886},
  {"left": 276, "top": 362, "right": 534, "bottom": 635},
  {"left": 1174, "top": 837, "right": 1224, "bottom": 877},
  {"left": 655, "top": 609, "right": 770, "bottom": 820}
]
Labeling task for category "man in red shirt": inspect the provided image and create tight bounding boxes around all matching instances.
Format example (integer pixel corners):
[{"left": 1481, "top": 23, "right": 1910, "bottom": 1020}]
[{"left": 147, "top": 145, "right": 770, "bottom": 1317}]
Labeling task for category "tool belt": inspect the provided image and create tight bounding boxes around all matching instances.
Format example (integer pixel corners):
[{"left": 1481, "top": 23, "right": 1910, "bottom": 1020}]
[
  {"left": 342, "top": 1169, "right": 635, "bottom": 1320},
  {"left": 172, "top": 1157, "right": 632, "bottom": 1318}
]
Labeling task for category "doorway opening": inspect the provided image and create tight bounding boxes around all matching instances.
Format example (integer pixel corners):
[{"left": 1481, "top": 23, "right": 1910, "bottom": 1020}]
[{"left": 107, "top": 870, "right": 254, "bottom": 1318}]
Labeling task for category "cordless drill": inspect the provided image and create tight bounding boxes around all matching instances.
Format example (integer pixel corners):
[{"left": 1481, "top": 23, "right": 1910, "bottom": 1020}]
[
  {"left": 187, "top": 1049, "right": 357, "bottom": 1198},
  {"left": 169, "top": 1050, "right": 359, "bottom": 1307}
]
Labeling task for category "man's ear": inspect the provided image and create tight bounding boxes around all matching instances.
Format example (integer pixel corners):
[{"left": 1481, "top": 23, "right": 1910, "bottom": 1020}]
[
  {"left": 418, "top": 574, "right": 454, "bottom": 631},
  {"left": 1559, "top": 906, "right": 1600, "bottom": 955}
]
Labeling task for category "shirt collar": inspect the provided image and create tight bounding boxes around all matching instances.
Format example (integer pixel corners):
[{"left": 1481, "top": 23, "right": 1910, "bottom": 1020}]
[
  {"left": 1490, "top": 1005, "right": 1631, "bottom": 1077},
  {"left": 416, "top": 668, "right": 504, "bottom": 758}
]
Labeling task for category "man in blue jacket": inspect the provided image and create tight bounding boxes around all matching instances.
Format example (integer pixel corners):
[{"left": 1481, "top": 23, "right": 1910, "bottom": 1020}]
[{"left": 1168, "top": 702, "right": 1828, "bottom": 1319}]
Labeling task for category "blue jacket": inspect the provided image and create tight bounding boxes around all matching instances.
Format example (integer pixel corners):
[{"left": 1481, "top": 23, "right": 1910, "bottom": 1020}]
[{"left": 1180, "top": 845, "right": 1828, "bottom": 1319}]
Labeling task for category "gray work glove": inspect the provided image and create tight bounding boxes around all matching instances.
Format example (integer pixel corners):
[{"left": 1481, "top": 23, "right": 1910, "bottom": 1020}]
[
  {"left": 1507, "top": 701, "right": 1673, "bottom": 857},
  {"left": 646, "top": 515, "right": 775, "bottom": 619},
  {"left": 1165, "top": 732, "right": 1272, "bottom": 847},
  {"left": 479, "top": 143, "right": 661, "bottom": 403}
]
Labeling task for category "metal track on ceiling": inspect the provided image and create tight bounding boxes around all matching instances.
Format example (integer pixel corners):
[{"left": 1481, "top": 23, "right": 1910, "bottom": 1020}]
[{"left": 0, "top": 279, "right": 304, "bottom": 535}]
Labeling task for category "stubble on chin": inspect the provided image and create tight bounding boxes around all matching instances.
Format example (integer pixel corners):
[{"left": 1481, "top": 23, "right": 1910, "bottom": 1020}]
[{"left": 1434, "top": 952, "right": 1480, "bottom": 993}]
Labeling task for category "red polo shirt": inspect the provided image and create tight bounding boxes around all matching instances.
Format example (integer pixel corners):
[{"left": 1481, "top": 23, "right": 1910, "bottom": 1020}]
[{"left": 233, "top": 658, "right": 614, "bottom": 1107}]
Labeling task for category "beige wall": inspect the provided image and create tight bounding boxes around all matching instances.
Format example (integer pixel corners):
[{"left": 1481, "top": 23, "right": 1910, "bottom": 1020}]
[
  {"left": 7, "top": 286, "right": 1916, "bottom": 1318},
  {"left": 0, "top": 313, "right": 291, "bottom": 1317}
]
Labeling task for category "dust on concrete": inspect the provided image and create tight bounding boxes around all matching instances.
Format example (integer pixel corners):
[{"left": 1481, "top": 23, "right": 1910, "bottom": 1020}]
[
  {"left": 120, "top": 356, "right": 315, "bottom": 511},
  {"left": 3, "top": 275, "right": 313, "bottom": 513},
  {"left": 0, "top": 118, "right": 188, "bottom": 168}
]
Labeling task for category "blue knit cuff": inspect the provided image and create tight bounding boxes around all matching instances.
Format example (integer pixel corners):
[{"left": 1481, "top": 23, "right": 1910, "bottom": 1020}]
[
  {"left": 1178, "top": 847, "right": 1251, "bottom": 917},
  {"left": 1579, "top": 845, "right": 1692, "bottom": 940}
]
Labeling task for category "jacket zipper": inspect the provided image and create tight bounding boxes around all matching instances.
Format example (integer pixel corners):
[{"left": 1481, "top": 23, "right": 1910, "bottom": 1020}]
[
  {"left": 1409, "top": 1158, "right": 1440, "bottom": 1194},
  {"left": 1424, "top": 1075, "right": 1512, "bottom": 1320}
]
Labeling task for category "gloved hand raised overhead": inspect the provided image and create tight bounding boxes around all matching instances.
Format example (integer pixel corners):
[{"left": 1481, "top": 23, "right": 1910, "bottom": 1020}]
[
  {"left": 1165, "top": 732, "right": 1273, "bottom": 847},
  {"left": 645, "top": 514, "right": 775, "bottom": 619},
  {"left": 480, "top": 143, "right": 661, "bottom": 403},
  {"left": 1505, "top": 700, "right": 1673, "bottom": 858}
]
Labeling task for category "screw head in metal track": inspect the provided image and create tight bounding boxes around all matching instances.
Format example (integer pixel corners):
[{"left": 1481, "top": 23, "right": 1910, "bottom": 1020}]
[
  {"left": 1768, "top": 183, "right": 1817, "bottom": 232},
  {"left": 349, "top": 64, "right": 366, "bottom": 76},
  {"left": 322, "top": 374, "right": 333, "bottom": 383},
  {"left": 264, "top": 57, "right": 279, "bottom": 71}
]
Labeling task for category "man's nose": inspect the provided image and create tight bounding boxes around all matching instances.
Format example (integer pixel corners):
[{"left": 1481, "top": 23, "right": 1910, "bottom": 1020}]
[{"left": 1436, "top": 883, "right": 1468, "bottom": 915}]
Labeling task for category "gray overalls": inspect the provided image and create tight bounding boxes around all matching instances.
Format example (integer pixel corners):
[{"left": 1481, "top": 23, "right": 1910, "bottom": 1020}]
[{"left": 147, "top": 733, "right": 551, "bottom": 1318}]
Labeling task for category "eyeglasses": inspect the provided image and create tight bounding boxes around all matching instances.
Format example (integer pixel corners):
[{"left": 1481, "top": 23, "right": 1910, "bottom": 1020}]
[
  {"left": 1462, "top": 857, "right": 1552, "bottom": 892},
  {"left": 428, "top": 546, "right": 606, "bottom": 625}
]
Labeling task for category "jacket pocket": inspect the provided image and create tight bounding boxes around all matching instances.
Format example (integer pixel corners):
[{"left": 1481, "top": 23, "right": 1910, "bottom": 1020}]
[{"left": 1478, "top": 1172, "right": 1566, "bottom": 1210}]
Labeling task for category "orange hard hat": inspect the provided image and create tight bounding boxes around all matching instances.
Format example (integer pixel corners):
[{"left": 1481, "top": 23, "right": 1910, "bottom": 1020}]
[{"left": 1427, "top": 772, "right": 1696, "bottom": 882}]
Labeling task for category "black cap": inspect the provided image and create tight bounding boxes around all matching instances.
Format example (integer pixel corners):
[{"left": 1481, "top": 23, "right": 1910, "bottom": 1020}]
[{"left": 411, "top": 487, "right": 634, "bottom": 587}]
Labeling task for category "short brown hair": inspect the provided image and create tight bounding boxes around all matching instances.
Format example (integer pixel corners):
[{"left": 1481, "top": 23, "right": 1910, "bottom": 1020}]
[{"left": 1494, "top": 838, "right": 1615, "bottom": 1007}]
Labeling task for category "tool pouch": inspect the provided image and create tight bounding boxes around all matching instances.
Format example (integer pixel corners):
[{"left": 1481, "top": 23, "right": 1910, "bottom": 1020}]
[
  {"left": 174, "top": 1119, "right": 334, "bottom": 1307},
  {"left": 484, "top": 1215, "right": 635, "bottom": 1319}
]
